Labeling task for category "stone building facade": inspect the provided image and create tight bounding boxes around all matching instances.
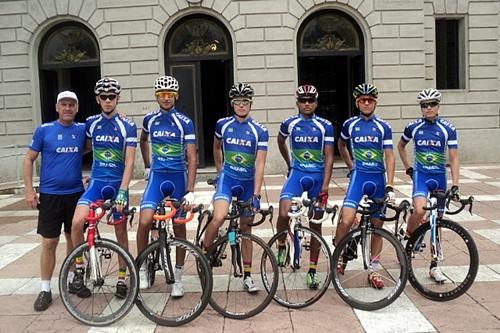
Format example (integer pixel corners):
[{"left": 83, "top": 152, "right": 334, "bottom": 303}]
[{"left": 0, "top": 0, "right": 499, "bottom": 182}]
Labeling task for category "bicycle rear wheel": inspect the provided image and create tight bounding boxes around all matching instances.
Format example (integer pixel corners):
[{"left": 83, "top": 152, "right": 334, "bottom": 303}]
[
  {"left": 135, "top": 237, "right": 212, "bottom": 326},
  {"left": 208, "top": 232, "right": 278, "bottom": 319},
  {"left": 266, "top": 227, "right": 332, "bottom": 308},
  {"left": 59, "top": 239, "right": 138, "bottom": 326},
  {"left": 331, "top": 227, "right": 408, "bottom": 311},
  {"left": 406, "top": 218, "right": 479, "bottom": 301}
]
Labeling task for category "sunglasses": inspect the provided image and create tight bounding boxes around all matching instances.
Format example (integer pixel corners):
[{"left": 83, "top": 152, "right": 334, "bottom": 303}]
[
  {"left": 297, "top": 98, "right": 316, "bottom": 104},
  {"left": 358, "top": 97, "right": 376, "bottom": 104},
  {"left": 420, "top": 102, "right": 439, "bottom": 108},
  {"left": 155, "top": 91, "right": 178, "bottom": 99},
  {"left": 232, "top": 99, "right": 251, "bottom": 106},
  {"left": 99, "top": 94, "right": 117, "bottom": 101}
]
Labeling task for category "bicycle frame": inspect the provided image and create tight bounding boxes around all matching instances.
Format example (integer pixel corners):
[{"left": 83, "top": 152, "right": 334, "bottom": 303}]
[{"left": 86, "top": 202, "right": 107, "bottom": 284}]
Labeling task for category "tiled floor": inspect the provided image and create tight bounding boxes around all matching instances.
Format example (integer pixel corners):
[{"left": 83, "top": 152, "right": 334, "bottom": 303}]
[{"left": 1, "top": 164, "right": 500, "bottom": 332}]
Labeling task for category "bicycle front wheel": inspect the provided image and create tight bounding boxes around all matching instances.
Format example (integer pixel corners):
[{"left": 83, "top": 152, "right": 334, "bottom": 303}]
[
  {"left": 331, "top": 227, "right": 408, "bottom": 311},
  {"left": 267, "top": 227, "right": 332, "bottom": 308},
  {"left": 135, "top": 237, "right": 212, "bottom": 326},
  {"left": 59, "top": 239, "right": 138, "bottom": 326},
  {"left": 406, "top": 218, "right": 479, "bottom": 301},
  {"left": 208, "top": 232, "right": 278, "bottom": 319}
]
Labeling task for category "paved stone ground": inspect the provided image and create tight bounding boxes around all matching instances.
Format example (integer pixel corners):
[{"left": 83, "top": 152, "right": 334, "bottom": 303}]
[{"left": 1, "top": 164, "right": 500, "bottom": 332}]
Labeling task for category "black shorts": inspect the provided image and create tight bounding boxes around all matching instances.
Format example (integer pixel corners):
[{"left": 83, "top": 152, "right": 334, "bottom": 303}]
[{"left": 37, "top": 191, "right": 83, "bottom": 238}]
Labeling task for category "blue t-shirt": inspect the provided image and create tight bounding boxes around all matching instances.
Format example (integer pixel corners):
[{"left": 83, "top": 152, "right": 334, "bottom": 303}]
[
  {"left": 142, "top": 108, "right": 195, "bottom": 172},
  {"left": 86, "top": 114, "right": 137, "bottom": 181},
  {"left": 215, "top": 116, "right": 269, "bottom": 180},
  {"left": 401, "top": 117, "right": 457, "bottom": 174},
  {"left": 340, "top": 115, "right": 393, "bottom": 173},
  {"left": 279, "top": 114, "right": 334, "bottom": 173},
  {"left": 29, "top": 121, "right": 86, "bottom": 195}
]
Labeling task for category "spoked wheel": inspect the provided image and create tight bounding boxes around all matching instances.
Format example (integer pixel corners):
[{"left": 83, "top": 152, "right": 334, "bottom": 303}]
[
  {"left": 135, "top": 238, "right": 212, "bottom": 326},
  {"left": 59, "top": 239, "right": 138, "bottom": 326},
  {"left": 331, "top": 227, "right": 408, "bottom": 311},
  {"left": 266, "top": 226, "right": 332, "bottom": 308},
  {"left": 406, "top": 218, "right": 479, "bottom": 301},
  {"left": 208, "top": 232, "right": 279, "bottom": 319}
]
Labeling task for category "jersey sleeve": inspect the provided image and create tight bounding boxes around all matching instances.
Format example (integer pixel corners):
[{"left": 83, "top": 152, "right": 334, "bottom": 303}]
[
  {"left": 447, "top": 126, "right": 458, "bottom": 149},
  {"left": 278, "top": 118, "right": 290, "bottom": 138},
  {"left": 85, "top": 118, "right": 92, "bottom": 139},
  {"left": 125, "top": 122, "right": 138, "bottom": 148},
  {"left": 401, "top": 123, "right": 413, "bottom": 142},
  {"left": 325, "top": 122, "right": 335, "bottom": 146},
  {"left": 340, "top": 120, "right": 350, "bottom": 141},
  {"left": 29, "top": 125, "right": 44, "bottom": 152},
  {"left": 142, "top": 114, "right": 151, "bottom": 134},
  {"left": 257, "top": 128, "right": 269, "bottom": 151},
  {"left": 183, "top": 119, "right": 196, "bottom": 145},
  {"left": 382, "top": 122, "right": 393, "bottom": 149},
  {"left": 214, "top": 119, "right": 224, "bottom": 139}
]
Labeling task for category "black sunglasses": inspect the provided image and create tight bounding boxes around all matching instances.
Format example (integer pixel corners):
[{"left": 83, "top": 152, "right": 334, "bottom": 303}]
[
  {"left": 99, "top": 94, "right": 117, "bottom": 101},
  {"left": 298, "top": 98, "right": 316, "bottom": 104},
  {"left": 420, "top": 101, "right": 438, "bottom": 108}
]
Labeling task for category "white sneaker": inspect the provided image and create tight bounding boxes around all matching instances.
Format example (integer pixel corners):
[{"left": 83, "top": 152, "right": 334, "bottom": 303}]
[
  {"left": 171, "top": 281, "right": 184, "bottom": 297},
  {"left": 139, "top": 264, "right": 150, "bottom": 289},
  {"left": 429, "top": 267, "right": 446, "bottom": 283},
  {"left": 243, "top": 276, "right": 259, "bottom": 293}
]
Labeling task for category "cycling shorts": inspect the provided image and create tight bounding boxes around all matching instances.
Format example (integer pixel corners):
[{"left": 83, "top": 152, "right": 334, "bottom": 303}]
[
  {"left": 140, "top": 170, "right": 186, "bottom": 211},
  {"left": 280, "top": 169, "right": 323, "bottom": 201},
  {"left": 413, "top": 170, "right": 447, "bottom": 213},
  {"left": 213, "top": 173, "right": 253, "bottom": 203},
  {"left": 38, "top": 191, "right": 83, "bottom": 238},
  {"left": 343, "top": 170, "right": 385, "bottom": 217},
  {"left": 77, "top": 179, "right": 125, "bottom": 206}
]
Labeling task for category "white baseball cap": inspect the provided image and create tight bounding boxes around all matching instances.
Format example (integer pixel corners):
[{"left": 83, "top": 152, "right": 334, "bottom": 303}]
[{"left": 57, "top": 90, "right": 78, "bottom": 103}]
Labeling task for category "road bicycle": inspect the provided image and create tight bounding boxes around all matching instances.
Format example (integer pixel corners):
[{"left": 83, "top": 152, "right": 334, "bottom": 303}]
[
  {"left": 59, "top": 200, "right": 138, "bottom": 326},
  {"left": 195, "top": 179, "right": 278, "bottom": 319},
  {"left": 403, "top": 190, "right": 477, "bottom": 301},
  {"left": 135, "top": 199, "right": 212, "bottom": 326},
  {"left": 266, "top": 194, "right": 337, "bottom": 308},
  {"left": 331, "top": 196, "right": 409, "bottom": 311}
]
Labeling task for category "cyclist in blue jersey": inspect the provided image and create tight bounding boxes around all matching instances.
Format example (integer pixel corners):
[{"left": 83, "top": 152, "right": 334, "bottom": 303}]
[
  {"left": 71, "top": 78, "right": 137, "bottom": 299},
  {"left": 334, "top": 83, "right": 395, "bottom": 289},
  {"left": 202, "top": 83, "right": 269, "bottom": 293},
  {"left": 397, "top": 88, "right": 460, "bottom": 282},
  {"left": 136, "top": 75, "right": 197, "bottom": 295},
  {"left": 23, "top": 91, "right": 87, "bottom": 311},
  {"left": 276, "top": 84, "right": 334, "bottom": 289}
]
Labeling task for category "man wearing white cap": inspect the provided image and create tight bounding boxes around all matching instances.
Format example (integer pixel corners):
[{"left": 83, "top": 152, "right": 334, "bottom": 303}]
[{"left": 23, "top": 90, "right": 87, "bottom": 311}]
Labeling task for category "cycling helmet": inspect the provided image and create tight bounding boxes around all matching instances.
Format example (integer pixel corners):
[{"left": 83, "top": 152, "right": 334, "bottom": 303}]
[
  {"left": 353, "top": 83, "right": 378, "bottom": 99},
  {"left": 154, "top": 76, "right": 179, "bottom": 92},
  {"left": 228, "top": 82, "right": 254, "bottom": 99},
  {"left": 417, "top": 88, "right": 441, "bottom": 103},
  {"left": 295, "top": 84, "right": 319, "bottom": 99},
  {"left": 94, "top": 77, "right": 121, "bottom": 95}
]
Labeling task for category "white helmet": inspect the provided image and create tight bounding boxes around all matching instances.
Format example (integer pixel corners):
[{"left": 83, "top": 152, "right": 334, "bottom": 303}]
[
  {"left": 154, "top": 76, "right": 179, "bottom": 92},
  {"left": 94, "top": 77, "right": 121, "bottom": 95},
  {"left": 417, "top": 88, "right": 441, "bottom": 103}
]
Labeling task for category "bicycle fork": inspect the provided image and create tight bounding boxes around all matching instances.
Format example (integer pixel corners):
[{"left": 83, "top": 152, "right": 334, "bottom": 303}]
[
  {"left": 159, "top": 223, "right": 176, "bottom": 284},
  {"left": 228, "top": 229, "right": 243, "bottom": 277}
]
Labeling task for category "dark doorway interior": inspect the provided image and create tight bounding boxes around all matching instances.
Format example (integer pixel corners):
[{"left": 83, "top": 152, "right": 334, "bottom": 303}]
[
  {"left": 299, "top": 56, "right": 362, "bottom": 154},
  {"left": 200, "top": 60, "right": 231, "bottom": 166}
]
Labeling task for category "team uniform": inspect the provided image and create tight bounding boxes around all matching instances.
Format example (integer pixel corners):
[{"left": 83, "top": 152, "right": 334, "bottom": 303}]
[
  {"left": 78, "top": 114, "right": 137, "bottom": 206},
  {"left": 140, "top": 108, "right": 196, "bottom": 210},
  {"left": 401, "top": 117, "right": 457, "bottom": 201},
  {"left": 279, "top": 114, "right": 334, "bottom": 200},
  {"left": 213, "top": 116, "right": 269, "bottom": 203},
  {"left": 340, "top": 115, "right": 393, "bottom": 212},
  {"left": 29, "top": 121, "right": 86, "bottom": 237}
]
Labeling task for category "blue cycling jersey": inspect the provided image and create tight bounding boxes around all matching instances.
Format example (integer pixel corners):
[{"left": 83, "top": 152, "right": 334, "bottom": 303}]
[
  {"left": 340, "top": 115, "right": 393, "bottom": 173},
  {"left": 279, "top": 114, "right": 334, "bottom": 173},
  {"left": 215, "top": 116, "right": 269, "bottom": 180},
  {"left": 401, "top": 117, "right": 457, "bottom": 174},
  {"left": 86, "top": 113, "right": 137, "bottom": 182},
  {"left": 143, "top": 108, "right": 196, "bottom": 172},
  {"left": 29, "top": 121, "right": 86, "bottom": 195}
]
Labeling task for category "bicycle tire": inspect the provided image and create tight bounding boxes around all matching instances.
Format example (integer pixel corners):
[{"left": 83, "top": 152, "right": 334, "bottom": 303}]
[
  {"left": 406, "top": 218, "right": 479, "bottom": 301},
  {"left": 266, "top": 226, "right": 332, "bottom": 308},
  {"left": 135, "top": 237, "right": 212, "bottom": 326},
  {"left": 59, "top": 239, "right": 139, "bottom": 326},
  {"left": 331, "top": 227, "right": 408, "bottom": 311},
  {"left": 208, "top": 232, "right": 279, "bottom": 319}
]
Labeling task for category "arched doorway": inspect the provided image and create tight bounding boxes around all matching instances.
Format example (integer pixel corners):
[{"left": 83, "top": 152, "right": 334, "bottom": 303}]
[
  {"left": 38, "top": 22, "right": 101, "bottom": 167},
  {"left": 297, "top": 10, "right": 365, "bottom": 154},
  {"left": 165, "top": 15, "right": 233, "bottom": 168}
]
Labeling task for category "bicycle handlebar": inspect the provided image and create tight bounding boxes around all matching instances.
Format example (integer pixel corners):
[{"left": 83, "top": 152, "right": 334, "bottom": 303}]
[
  {"left": 382, "top": 200, "right": 411, "bottom": 222},
  {"left": 174, "top": 204, "right": 205, "bottom": 224},
  {"left": 422, "top": 190, "right": 474, "bottom": 215},
  {"left": 247, "top": 206, "right": 274, "bottom": 227},
  {"left": 288, "top": 197, "right": 338, "bottom": 224}
]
